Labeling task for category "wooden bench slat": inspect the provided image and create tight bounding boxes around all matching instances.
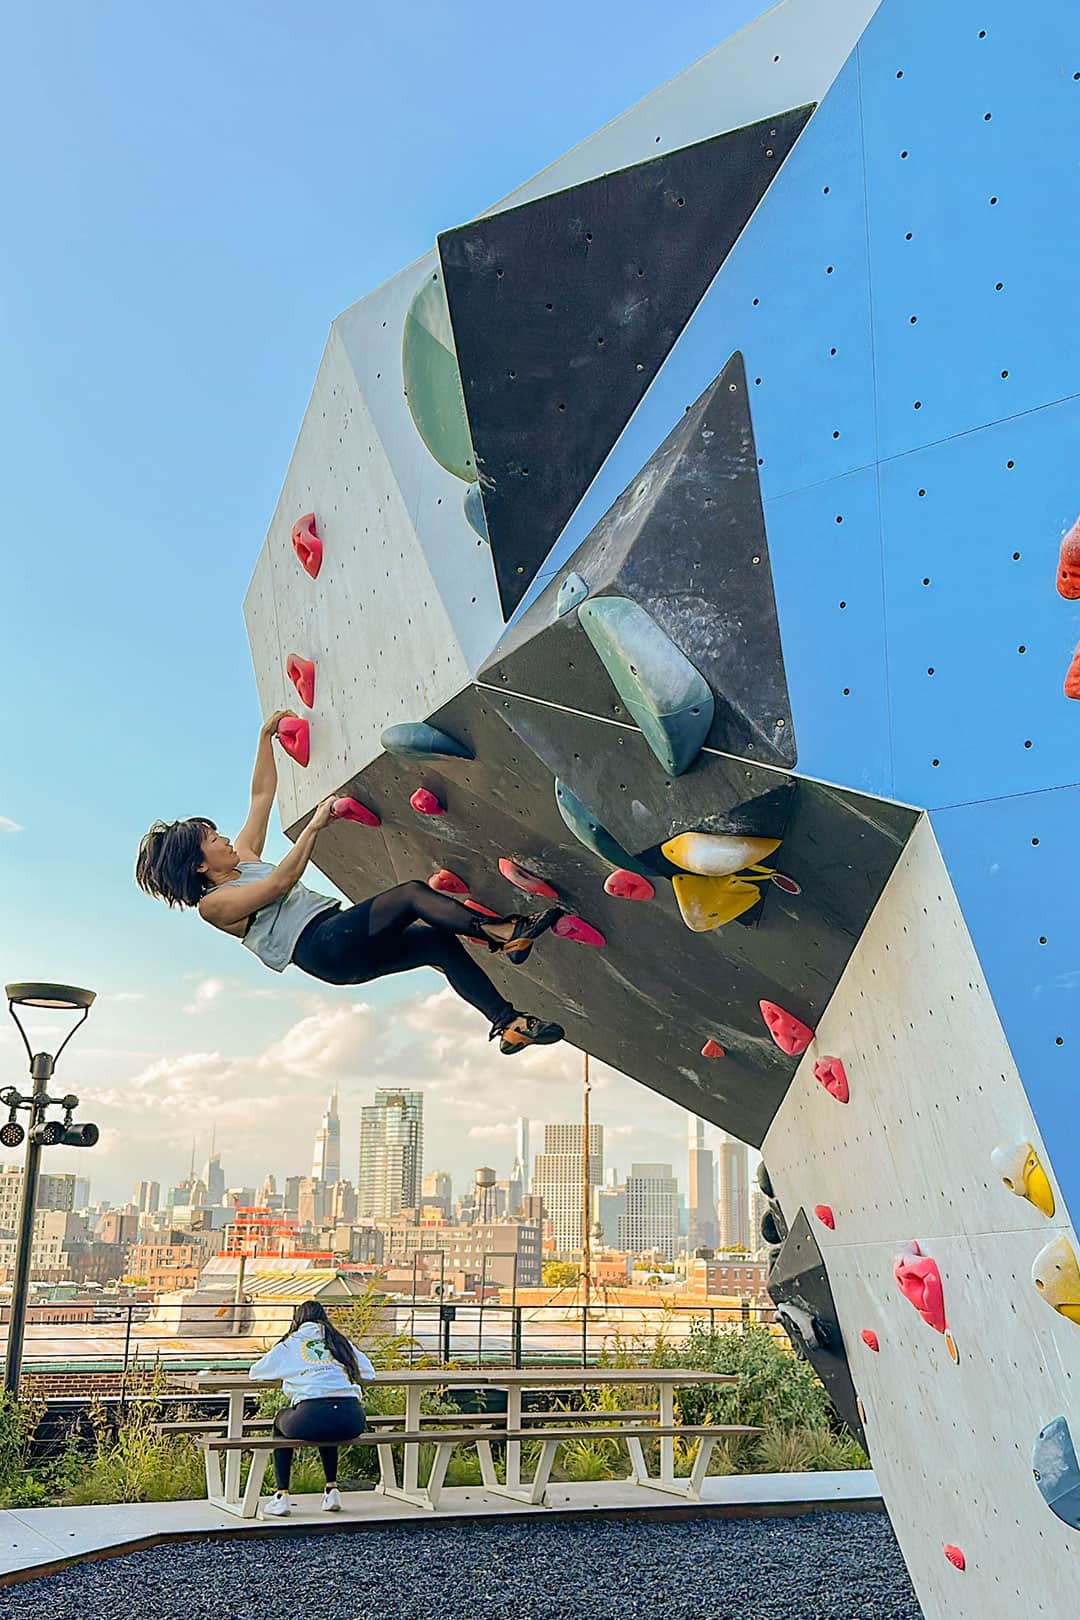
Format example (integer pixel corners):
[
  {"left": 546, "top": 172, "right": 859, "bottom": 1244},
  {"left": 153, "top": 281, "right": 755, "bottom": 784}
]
[{"left": 204, "top": 1424, "right": 759, "bottom": 1452}]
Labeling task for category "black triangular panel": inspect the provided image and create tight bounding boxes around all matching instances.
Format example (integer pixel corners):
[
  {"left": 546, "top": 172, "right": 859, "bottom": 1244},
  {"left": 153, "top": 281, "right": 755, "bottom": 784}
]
[
  {"left": 768, "top": 1208, "right": 866, "bottom": 1448},
  {"left": 480, "top": 354, "right": 795, "bottom": 768},
  {"left": 439, "top": 105, "right": 815, "bottom": 615}
]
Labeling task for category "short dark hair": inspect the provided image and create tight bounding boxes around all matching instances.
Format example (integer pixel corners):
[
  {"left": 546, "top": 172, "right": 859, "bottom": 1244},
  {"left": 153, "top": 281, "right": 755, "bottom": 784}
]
[{"left": 135, "top": 818, "right": 216, "bottom": 909}]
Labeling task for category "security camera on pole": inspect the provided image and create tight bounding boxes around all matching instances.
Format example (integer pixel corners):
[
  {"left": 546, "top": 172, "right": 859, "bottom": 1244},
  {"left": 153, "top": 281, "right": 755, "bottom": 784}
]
[{"left": 3, "top": 983, "right": 100, "bottom": 1399}]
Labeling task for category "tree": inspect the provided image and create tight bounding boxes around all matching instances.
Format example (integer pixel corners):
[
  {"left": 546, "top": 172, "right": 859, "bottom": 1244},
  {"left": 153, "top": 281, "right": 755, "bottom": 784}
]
[{"left": 541, "top": 1260, "right": 580, "bottom": 1288}]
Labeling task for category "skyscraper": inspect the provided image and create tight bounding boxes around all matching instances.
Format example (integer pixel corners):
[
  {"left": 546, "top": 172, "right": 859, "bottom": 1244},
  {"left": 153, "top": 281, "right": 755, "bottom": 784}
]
[
  {"left": 532, "top": 1122, "right": 602, "bottom": 1253},
  {"left": 134, "top": 1180, "right": 160, "bottom": 1216},
  {"left": 312, "top": 1090, "right": 342, "bottom": 1185},
  {"left": 716, "top": 1133, "right": 751, "bottom": 1251},
  {"left": 512, "top": 1116, "right": 530, "bottom": 1191},
  {"left": 687, "top": 1116, "right": 718, "bottom": 1252},
  {"left": 618, "top": 1164, "right": 680, "bottom": 1261},
  {"left": 358, "top": 1090, "right": 424, "bottom": 1220},
  {"left": 202, "top": 1153, "right": 225, "bottom": 1206}
]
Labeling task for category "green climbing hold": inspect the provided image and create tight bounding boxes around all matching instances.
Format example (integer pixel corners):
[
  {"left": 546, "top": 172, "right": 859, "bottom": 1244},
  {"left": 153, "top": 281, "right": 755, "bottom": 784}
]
[
  {"left": 381, "top": 722, "right": 474, "bottom": 762},
  {"left": 464, "top": 482, "right": 489, "bottom": 542},
  {"left": 554, "top": 780, "right": 651, "bottom": 876},
  {"left": 556, "top": 572, "right": 589, "bottom": 617},
  {"left": 402, "top": 270, "right": 476, "bottom": 483},
  {"left": 578, "top": 596, "right": 714, "bottom": 775}
]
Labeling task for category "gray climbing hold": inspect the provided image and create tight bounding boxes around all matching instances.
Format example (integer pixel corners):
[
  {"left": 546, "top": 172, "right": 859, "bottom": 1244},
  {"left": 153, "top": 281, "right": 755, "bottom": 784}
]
[
  {"left": 556, "top": 572, "right": 589, "bottom": 617},
  {"left": 554, "top": 779, "right": 651, "bottom": 876},
  {"left": 464, "top": 482, "right": 489, "bottom": 542},
  {"left": 381, "top": 722, "right": 474, "bottom": 762},
  {"left": 1034, "top": 1416, "right": 1080, "bottom": 1530},
  {"left": 578, "top": 596, "right": 714, "bottom": 775}
]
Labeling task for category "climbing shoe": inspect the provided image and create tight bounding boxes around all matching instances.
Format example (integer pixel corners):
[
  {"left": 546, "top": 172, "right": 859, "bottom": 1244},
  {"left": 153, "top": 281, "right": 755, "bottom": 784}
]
[
  {"left": 490, "top": 1013, "right": 565, "bottom": 1055},
  {"left": 486, "top": 907, "right": 564, "bottom": 963}
]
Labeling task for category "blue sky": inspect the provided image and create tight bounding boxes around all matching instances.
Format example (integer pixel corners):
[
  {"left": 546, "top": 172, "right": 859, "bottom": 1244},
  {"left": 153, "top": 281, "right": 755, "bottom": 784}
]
[{"left": 0, "top": 0, "right": 767, "bottom": 1202}]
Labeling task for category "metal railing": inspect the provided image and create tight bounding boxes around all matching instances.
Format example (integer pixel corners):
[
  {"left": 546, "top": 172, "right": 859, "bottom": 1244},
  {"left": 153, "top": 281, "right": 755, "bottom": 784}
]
[{"left": 0, "top": 1296, "right": 777, "bottom": 1382}]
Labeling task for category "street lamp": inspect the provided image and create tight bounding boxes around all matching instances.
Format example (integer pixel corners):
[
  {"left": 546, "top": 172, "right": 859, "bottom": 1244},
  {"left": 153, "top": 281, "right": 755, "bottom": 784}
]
[{"left": 3, "top": 982, "right": 99, "bottom": 1398}]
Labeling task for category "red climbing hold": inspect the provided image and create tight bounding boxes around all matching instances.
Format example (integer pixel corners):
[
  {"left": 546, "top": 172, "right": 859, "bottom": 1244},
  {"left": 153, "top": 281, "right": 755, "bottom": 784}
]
[
  {"left": 759, "top": 1000, "right": 815, "bottom": 1056},
  {"left": 498, "top": 858, "right": 559, "bottom": 899},
  {"left": 943, "top": 1546, "right": 966, "bottom": 1572},
  {"left": 861, "top": 1330, "right": 880, "bottom": 1352},
  {"left": 429, "top": 869, "right": 469, "bottom": 895},
  {"left": 410, "top": 788, "right": 446, "bottom": 816},
  {"left": 285, "top": 654, "right": 315, "bottom": 709},
  {"left": 276, "top": 716, "right": 309, "bottom": 768},
  {"left": 1065, "top": 641, "right": 1080, "bottom": 701},
  {"left": 814, "top": 1205, "right": 835, "bottom": 1230},
  {"left": 813, "top": 1056, "right": 850, "bottom": 1104},
  {"left": 701, "top": 1039, "right": 726, "bottom": 1059},
  {"left": 330, "top": 797, "right": 380, "bottom": 827},
  {"left": 894, "top": 1241, "right": 947, "bottom": 1335},
  {"left": 604, "top": 869, "right": 656, "bottom": 901},
  {"left": 1057, "top": 518, "right": 1080, "bottom": 599},
  {"left": 291, "top": 513, "right": 322, "bottom": 579},
  {"left": 553, "top": 915, "right": 606, "bottom": 948}
]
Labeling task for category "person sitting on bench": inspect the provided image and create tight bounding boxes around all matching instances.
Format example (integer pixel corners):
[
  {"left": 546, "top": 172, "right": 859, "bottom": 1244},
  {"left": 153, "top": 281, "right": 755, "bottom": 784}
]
[{"left": 249, "top": 1299, "right": 375, "bottom": 1517}]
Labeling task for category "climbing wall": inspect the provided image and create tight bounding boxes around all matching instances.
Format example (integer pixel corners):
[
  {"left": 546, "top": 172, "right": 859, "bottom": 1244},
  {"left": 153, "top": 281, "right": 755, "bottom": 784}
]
[
  {"left": 762, "top": 818, "right": 1080, "bottom": 1618},
  {"left": 241, "top": 1, "right": 1080, "bottom": 1615}
]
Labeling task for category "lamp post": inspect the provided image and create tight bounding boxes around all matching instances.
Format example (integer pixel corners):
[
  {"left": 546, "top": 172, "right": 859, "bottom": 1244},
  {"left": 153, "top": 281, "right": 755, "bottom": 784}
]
[{"left": 3, "top": 982, "right": 98, "bottom": 1398}]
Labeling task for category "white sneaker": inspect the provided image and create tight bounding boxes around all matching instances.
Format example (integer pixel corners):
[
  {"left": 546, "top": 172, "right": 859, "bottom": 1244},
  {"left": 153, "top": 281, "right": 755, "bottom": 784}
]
[
  {"left": 322, "top": 1487, "right": 343, "bottom": 1513},
  {"left": 262, "top": 1493, "right": 291, "bottom": 1518}
]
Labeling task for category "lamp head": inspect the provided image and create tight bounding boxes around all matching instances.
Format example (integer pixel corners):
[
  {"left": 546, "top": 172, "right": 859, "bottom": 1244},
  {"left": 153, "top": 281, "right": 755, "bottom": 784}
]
[{"left": 5, "top": 984, "right": 96, "bottom": 1011}]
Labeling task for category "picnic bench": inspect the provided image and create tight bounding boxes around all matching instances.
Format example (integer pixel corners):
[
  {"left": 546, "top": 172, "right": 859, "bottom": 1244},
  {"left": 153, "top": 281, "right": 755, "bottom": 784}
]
[{"left": 176, "top": 1368, "right": 749, "bottom": 1518}]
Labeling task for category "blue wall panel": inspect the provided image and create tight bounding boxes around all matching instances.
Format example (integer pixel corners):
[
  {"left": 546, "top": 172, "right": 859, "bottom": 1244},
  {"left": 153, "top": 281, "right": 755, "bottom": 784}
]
[
  {"left": 879, "top": 399, "right": 1080, "bottom": 808},
  {"left": 933, "top": 788, "right": 1080, "bottom": 1221},
  {"left": 859, "top": 0, "right": 1080, "bottom": 460},
  {"left": 764, "top": 467, "right": 892, "bottom": 796}
]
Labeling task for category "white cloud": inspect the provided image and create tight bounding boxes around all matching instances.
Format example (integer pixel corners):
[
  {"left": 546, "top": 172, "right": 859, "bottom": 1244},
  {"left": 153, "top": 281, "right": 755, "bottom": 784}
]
[
  {"left": 105, "top": 992, "right": 147, "bottom": 1004},
  {"left": 182, "top": 977, "right": 226, "bottom": 1014},
  {"left": 0, "top": 816, "right": 23, "bottom": 833}
]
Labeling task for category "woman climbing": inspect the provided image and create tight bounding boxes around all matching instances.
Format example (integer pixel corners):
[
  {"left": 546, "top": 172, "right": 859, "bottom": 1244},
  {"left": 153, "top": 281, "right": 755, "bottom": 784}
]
[
  {"left": 135, "top": 711, "right": 565, "bottom": 1054},
  {"left": 248, "top": 1299, "right": 374, "bottom": 1517}
]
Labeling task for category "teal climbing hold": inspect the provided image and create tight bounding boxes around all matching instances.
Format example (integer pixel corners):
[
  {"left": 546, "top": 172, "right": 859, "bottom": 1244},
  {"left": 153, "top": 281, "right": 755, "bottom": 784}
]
[
  {"left": 402, "top": 270, "right": 476, "bottom": 482},
  {"left": 554, "top": 780, "right": 651, "bottom": 876},
  {"left": 556, "top": 572, "right": 589, "bottom": 617},
  {"left": 578, "top": 596, "right": 714, "bottom": 775},
  {"left": 1034, "top": 1416, "right": 1080, "bottom": 1530},
  {"left": 381, "top": 722, "right": 474, "bottom": 762},
  {"left": 464, "top": 482, "right": 489, "bottom": 542}
]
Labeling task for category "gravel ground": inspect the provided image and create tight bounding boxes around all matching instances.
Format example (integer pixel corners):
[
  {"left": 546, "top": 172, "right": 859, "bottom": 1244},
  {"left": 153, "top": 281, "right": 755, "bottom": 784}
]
[{"left": 4, "top": 1511, "right": 923, "bottom": 1619}]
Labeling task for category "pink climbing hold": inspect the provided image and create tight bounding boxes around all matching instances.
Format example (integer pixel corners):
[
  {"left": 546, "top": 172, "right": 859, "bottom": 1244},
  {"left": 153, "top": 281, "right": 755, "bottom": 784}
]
[
  {"left": 553, "top": 915, "right": 606, "bottom": 948},
  {"left": 1065, "top": 640, "right": 1080, "bottom": 701},
  {"left": 604, "top": 869, "right": 656, "bottom": 901},
  {"left": 463, "top": 899, "right": 499, "bottom": 917},
  {"left": 759, "top": 1000, "right": 815, "bottom": 1056},
  {"left": 285, "top": 654, "right": 316, "bottom": 708},
  {"left": 894, "top": 1241, "right": 947, "bottom": 1335},
  {"left": 330, "top": 797, "right": 380, "bottom": 828},
  {"left": 701, "top": 1038, "right": 726, "bottom": 1059},
  {"left": 498, "top": 857, "right": 559, "bottom": 899},
  {"left": 410, "top": 788, "right": 446, "bottom": 816},
  {"left": 813, "top": 1056, "right": 850, "bottom": 1104},
  {"left": 814, "top": 1205, "right": 836, "bottom": 1230},
  {"left": 291, "top": 513, "right": 322, "bottom": 579},
  {"left": 943, "top": 1546, "right": 966, "bottom": 1572},
  {"left": 861, "top": 1330, "right": 880, "bottom": 1352},
  {"left": 276, "top": 716, "right": 309, "bottom": 768},
  {"left": 1057, "top": 517, "right": 1080, "bottom": 599},
  {"left": 429, "top": 869, "right": 469, "bottom": 895}
]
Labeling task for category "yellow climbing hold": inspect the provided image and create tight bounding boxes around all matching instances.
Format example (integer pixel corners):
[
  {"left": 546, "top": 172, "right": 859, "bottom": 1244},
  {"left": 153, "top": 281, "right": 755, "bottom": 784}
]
[
  {"left": 1033, "top": 1236, "right": 1080, "bottom": 1324},
  {"left": 663, "top": 831, "right": 781, "bottom": 877},
  {"left": 991, "top": 1142, "right": 1055, "bottom": 1218},
  {"left": 672, "top": 874, "right": 760, "bottom": 932}
]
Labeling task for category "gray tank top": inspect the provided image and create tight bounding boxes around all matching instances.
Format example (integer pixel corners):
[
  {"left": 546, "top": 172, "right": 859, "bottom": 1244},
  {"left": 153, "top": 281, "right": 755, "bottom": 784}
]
[{"left": 218, "top": 862, "right": 338, "bottom": 973}]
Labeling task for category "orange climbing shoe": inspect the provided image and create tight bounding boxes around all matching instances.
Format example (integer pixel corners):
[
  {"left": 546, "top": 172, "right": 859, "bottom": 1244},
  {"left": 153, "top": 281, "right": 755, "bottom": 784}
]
[
  {"left": 490, "top": 1014, "right": 565, "bottom": 1055},
  {"left": 486, "top": 908, "right": 565, "bottom": 963}
]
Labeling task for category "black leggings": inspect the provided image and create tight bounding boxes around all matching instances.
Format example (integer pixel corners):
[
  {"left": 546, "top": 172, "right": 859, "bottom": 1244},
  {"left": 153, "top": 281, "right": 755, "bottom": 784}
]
[
  {"left": 273, "top": 1397, "right": 367, "bottom": 1490},
  {"left": 292, "top": 881, "right": 516, "bottom": 1030}
]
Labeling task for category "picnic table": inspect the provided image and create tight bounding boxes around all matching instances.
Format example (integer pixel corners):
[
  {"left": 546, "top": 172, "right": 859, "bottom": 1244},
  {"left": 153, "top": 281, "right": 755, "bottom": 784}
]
[{"left": 176, "top": 1366, "right": 742, "bottom": 1516}]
